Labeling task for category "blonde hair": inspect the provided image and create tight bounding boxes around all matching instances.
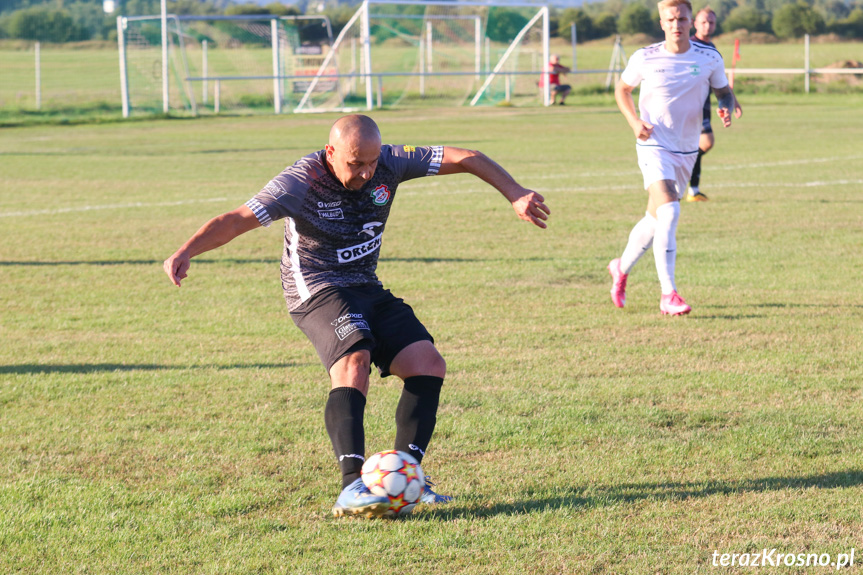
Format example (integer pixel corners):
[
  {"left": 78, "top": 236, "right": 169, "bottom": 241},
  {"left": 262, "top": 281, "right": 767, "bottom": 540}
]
[
  {"left": 696, "top": 6, "right": 716, "bottom": 18},
  {"left": 657, "top": 0, "right": 693, "bottom": 16}
]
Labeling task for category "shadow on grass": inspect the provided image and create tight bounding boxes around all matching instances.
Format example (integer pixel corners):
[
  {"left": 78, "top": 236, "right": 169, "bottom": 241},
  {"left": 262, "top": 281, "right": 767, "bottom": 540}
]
[
  {"left": 0, "top": 362, "right": 306, "bottom": 374},
  {"left": 0, "top": 257, "right": 488, "bottom": 266},
  {"left": 0, "top": 258, "right": 279, "bottom": 267},
  {"left": 423, "top": 470, "right": 863, "bottom": 519}
]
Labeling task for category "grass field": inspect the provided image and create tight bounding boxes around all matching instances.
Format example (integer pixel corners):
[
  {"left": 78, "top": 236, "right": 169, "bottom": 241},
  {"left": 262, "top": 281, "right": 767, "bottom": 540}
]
[{"left": 2, "top": 94, "right": 863, "bottom": 573}]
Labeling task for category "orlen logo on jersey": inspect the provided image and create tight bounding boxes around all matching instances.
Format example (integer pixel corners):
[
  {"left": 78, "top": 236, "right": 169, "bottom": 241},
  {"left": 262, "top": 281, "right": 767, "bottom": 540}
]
[
  {"left": 370, "top": 184, "right": 391, "bottom": 206},
  {"left": 337, "top": 222, "right": 383, "bottom": 264}
]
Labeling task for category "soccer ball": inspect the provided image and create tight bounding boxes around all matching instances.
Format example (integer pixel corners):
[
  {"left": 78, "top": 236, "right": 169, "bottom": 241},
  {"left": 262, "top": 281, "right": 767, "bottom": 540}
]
[{"left": 361, "top": 450, "right": 424, "bottom": 516}]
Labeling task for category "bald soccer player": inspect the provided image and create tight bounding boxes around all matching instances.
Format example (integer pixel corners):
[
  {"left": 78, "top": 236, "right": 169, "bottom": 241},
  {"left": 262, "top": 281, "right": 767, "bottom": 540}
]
[{"left": 164, "top": 115, "right": 550, "bottom": 518}]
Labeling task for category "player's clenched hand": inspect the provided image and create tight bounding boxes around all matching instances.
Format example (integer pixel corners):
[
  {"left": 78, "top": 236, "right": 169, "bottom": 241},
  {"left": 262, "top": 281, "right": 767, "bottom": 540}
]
[
  {"left": 717, "top": 107, "right": 732, "bottom": 128},
  {"left": 512, "top": 190, "right": 550, "bottom": 229},
  {"left": 633, "top": 120, "right": 654, "bottom": 141},
  {"left": 164, "top": 251, "right": 191, "bottom": 287}
]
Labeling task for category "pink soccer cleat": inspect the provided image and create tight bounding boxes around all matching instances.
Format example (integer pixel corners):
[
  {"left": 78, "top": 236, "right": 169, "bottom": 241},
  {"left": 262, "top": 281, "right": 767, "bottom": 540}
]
[
  {"left": 607, "top": 258, "right": 628, "bottom": 308},
  {"left": 660, "top": 291, "right": 691, "bottom": 316}
]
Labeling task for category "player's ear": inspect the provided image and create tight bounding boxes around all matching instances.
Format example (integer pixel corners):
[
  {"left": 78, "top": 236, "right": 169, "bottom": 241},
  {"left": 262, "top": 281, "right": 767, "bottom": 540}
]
[{"left": 325, "top": 145, "right": 335, "bottom": 160}]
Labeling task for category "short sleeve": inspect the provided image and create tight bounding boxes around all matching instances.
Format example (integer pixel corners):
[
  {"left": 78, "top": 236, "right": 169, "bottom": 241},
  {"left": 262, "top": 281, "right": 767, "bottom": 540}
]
[
  {"left": 382, "top": 145, "right": 443, "bottom": 182},
  {"left": 245, "top": 152, "right": 325, "bottom": 227},
  {"left": 620, "top": 49, "right": 645, "bottom": 87},
  {"left": 709, "top": 58, "right": 729, "bottom": 90}
]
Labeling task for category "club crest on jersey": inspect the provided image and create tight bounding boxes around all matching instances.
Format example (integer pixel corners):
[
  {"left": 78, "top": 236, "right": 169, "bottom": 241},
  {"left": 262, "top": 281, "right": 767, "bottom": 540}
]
[
  {"left": 370, "top": 184, "right": 391, "bottom": 206},
  {"left": 689, "top": 64, "right": 701, "bottom": 76}
]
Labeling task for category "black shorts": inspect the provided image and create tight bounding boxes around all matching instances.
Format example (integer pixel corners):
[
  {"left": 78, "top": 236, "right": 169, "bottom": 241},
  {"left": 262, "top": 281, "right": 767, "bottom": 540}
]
[
  {"left": 701, "top": 109, "right": 713, "bottom": 134},
  {"left": 552, "top": 84, "right": 571, "bottom": 93},
  {"left": 290, "top": 284, "right": 433, "bottom": 377}
]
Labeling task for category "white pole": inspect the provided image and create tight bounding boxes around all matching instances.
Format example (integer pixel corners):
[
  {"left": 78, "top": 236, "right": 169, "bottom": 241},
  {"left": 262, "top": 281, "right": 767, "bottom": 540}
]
[
  {"left": 542, "top": 7, "right": 550, "bottom": 107},
  {"left": 272, "top": 19, "right": 281, "bottom": 113},
  {"left": 160, "top": 0, "right": 169, "bottom": 113},
  {"left": 426, "top": 21, "right": 433, "bottom": 73},
  {"left": 117, "top": 17, "right": 130, "bottom": 117},
  {"left": 202, "top": 39, "right": 208, "bottom": 105},
  {"left": 352, "top": 37, "right": 358, "bottom": 93},
  {"left": 377, "top": 75, "right": 383, "bottom": 108},
  {"left": 35, "top": 42, "right": 41, "bottom": 111},
  {"left": 361, "top": 1, "right": 373, "bottom": 110},
  {"left": 215, "top": 79, "right": 220, "bottom": 114},
  {"left": 804, "top": 33, "right": 810, "bottom": 94},
  {"left": 419, "top": 34, "right": 425, "bottom": 96},
  {"left": 571, "top": 22, "right": 577, "bottom": 71},
  {"left": 485, "top": 37, "right": 490, "bottom": 73},
  {"left": 474, "top": 16, "right": 481, "bottom": 80}
]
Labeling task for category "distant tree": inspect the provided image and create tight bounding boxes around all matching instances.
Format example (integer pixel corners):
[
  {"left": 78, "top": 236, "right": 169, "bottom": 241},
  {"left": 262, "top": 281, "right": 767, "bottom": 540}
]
[
  {"left": 6, "top": 5, "right": 86, "bottom": 41},
  {"left": 723, "top": 5, "right": 772, "bottom": 32},
  {"left": 593, "top": 11, "right": 618, "bottom": 38},
  {"left": 66, "top": 1, "right": 113, "bottom": 40},
  {"left": 225, "top": 3, "right": 270, "bottom": 16},
  {"left": 618, "top": 3, "right": 658, "bottom": 35},
  {"left": 167, "top": 0, "right": 220, "bottom": 15},
  {"left": 772, "top": 0, "right": 825, "bottom": 37},
  {"left": 817, "top": 0, "right": 851, "bottom": 21},
  {"left": 265, "top": 2, "right": 300, "bottom": 16},
  {"left": 486, "top": 9, "right": 528, "bottom": 42},
  {"left": 827, "top": 6, "right": 863, "bottom": 37},
  {"left": 558, "top": 8, "right": 596, "bottom": 42}
]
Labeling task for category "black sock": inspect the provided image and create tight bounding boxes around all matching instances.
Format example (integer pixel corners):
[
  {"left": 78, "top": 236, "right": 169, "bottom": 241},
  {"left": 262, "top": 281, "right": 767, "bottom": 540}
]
[
  {"left": 324, "top": 387, "right": 366, "bottom": 489},
  {"left": 690, "top": 149, "right": 704, "bottom": 188},
  {"left": 394, "top": 376, "right": 444, "bottom": 464}
]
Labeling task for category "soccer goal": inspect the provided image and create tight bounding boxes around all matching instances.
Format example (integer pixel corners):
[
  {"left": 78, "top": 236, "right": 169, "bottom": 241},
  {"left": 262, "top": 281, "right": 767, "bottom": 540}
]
[
  {"left": 294, "top": 0, "right": 551, "bottom": 112},
  {"left": 117, "top": 13, "right": 333, "bottom": 116}
]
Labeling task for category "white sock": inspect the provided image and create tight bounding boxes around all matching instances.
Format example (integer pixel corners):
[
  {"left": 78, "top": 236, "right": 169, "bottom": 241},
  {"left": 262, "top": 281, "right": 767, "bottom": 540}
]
[
  {"left": 620, "top": 212, "right": 656, "bottom": 274},
  {"left": 653, "top": 202, "right": 680, "bottom": 295}
]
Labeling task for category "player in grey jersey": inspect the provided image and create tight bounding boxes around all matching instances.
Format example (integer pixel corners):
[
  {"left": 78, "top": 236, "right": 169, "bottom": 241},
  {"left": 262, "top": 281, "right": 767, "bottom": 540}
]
[{"left": 164, "top": 114, "right": 549, "bottom": 518}]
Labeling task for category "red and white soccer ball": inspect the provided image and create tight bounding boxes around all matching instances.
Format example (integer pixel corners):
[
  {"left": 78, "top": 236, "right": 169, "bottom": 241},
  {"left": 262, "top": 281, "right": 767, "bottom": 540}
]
[{"left": 361, "top": 450, "right": 424, "bottom": 516}]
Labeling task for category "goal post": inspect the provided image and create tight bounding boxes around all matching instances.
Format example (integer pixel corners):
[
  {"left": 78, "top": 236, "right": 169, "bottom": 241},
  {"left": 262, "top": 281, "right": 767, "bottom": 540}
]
[
  {"left": 117, "top": 13, "right": 334, "bottom": 116},
  {"left": 294, "top": 0, "right": 550, "bottom": 112}
]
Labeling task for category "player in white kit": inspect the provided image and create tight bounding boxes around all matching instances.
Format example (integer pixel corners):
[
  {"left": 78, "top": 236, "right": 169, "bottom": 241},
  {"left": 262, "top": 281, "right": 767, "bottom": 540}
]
[{"left": 608, "top": 0, "right": 738, "bottom": 315}]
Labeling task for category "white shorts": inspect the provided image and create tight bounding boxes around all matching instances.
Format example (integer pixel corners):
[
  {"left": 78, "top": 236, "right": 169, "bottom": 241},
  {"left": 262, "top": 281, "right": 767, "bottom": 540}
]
[{"left": 635, "top": 145, "right": 698, "bottom": 199}]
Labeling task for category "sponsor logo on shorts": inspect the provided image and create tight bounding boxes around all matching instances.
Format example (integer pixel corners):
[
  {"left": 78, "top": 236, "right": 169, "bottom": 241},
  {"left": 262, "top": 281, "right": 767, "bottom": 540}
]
[
  {"left": 370, "top": 184, "right": 391, "bottom": 206},
  {"left": 335, "top": 320, "right": 370, "bottom": 340},
  {"left": 317, "top": 208, "right": 344, "bottom": 219},
  {"left": 331, "top": 312, "right": 370, "bottom": 340}
]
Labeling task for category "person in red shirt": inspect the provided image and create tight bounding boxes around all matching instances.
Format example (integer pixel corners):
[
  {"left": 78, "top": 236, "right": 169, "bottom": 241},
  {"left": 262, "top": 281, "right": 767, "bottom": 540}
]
[{"left": 542, "top": 54, "right": 572, "bottom": 105}]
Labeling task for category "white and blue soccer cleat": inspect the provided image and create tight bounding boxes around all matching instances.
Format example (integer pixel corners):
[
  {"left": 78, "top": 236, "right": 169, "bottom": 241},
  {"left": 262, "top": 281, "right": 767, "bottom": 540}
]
[
  {"left": 420, "top": 476, "right": 453, "bottom": 505},
  {"left": 332, "top": 477, "right": 391, "bottom": 518}
]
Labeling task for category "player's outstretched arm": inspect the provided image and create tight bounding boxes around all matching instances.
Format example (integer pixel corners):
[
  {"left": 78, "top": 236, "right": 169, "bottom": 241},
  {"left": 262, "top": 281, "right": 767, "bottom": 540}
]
[
  {"left": 437, "top": 146, "right": 549, "bottom": 229},
  {"left": 163, "top": 205, "right": 261, "bottom": 287},
  {"left": 715, "top": 86, "right": 737, "bottom": 127},
  {"left": 615, "top": 80, "right": 653, "bottom": 141}
]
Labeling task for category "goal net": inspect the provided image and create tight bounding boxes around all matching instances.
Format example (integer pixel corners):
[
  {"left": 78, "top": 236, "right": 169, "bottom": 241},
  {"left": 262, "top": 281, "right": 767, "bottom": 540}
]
[
  {"left": 117, "top": 14, "right": 333, "bottom": 116},
  {"left": 294, "top": 0, "right": 550, "bottom": 112}
]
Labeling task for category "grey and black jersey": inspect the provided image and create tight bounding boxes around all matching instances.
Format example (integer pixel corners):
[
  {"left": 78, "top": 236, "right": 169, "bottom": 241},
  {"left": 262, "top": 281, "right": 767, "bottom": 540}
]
[{"left": 246, "top": 144, "right": 443, "bottom": 310}]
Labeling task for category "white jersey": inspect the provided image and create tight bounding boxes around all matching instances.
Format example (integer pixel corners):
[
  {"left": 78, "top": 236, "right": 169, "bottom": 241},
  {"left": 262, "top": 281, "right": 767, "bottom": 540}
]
[{"left": 621, "top": 41, "right": 729, "bottom": 154}]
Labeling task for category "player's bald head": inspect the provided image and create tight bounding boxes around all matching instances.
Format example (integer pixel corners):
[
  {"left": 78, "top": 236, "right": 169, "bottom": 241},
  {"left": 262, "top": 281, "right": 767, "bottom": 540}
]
[
  {"left": 325, "top": 115, "right": 382, "bottom": 191},
  {"left": 329, "top": 114, "right": 381, "bottom": 149}
]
